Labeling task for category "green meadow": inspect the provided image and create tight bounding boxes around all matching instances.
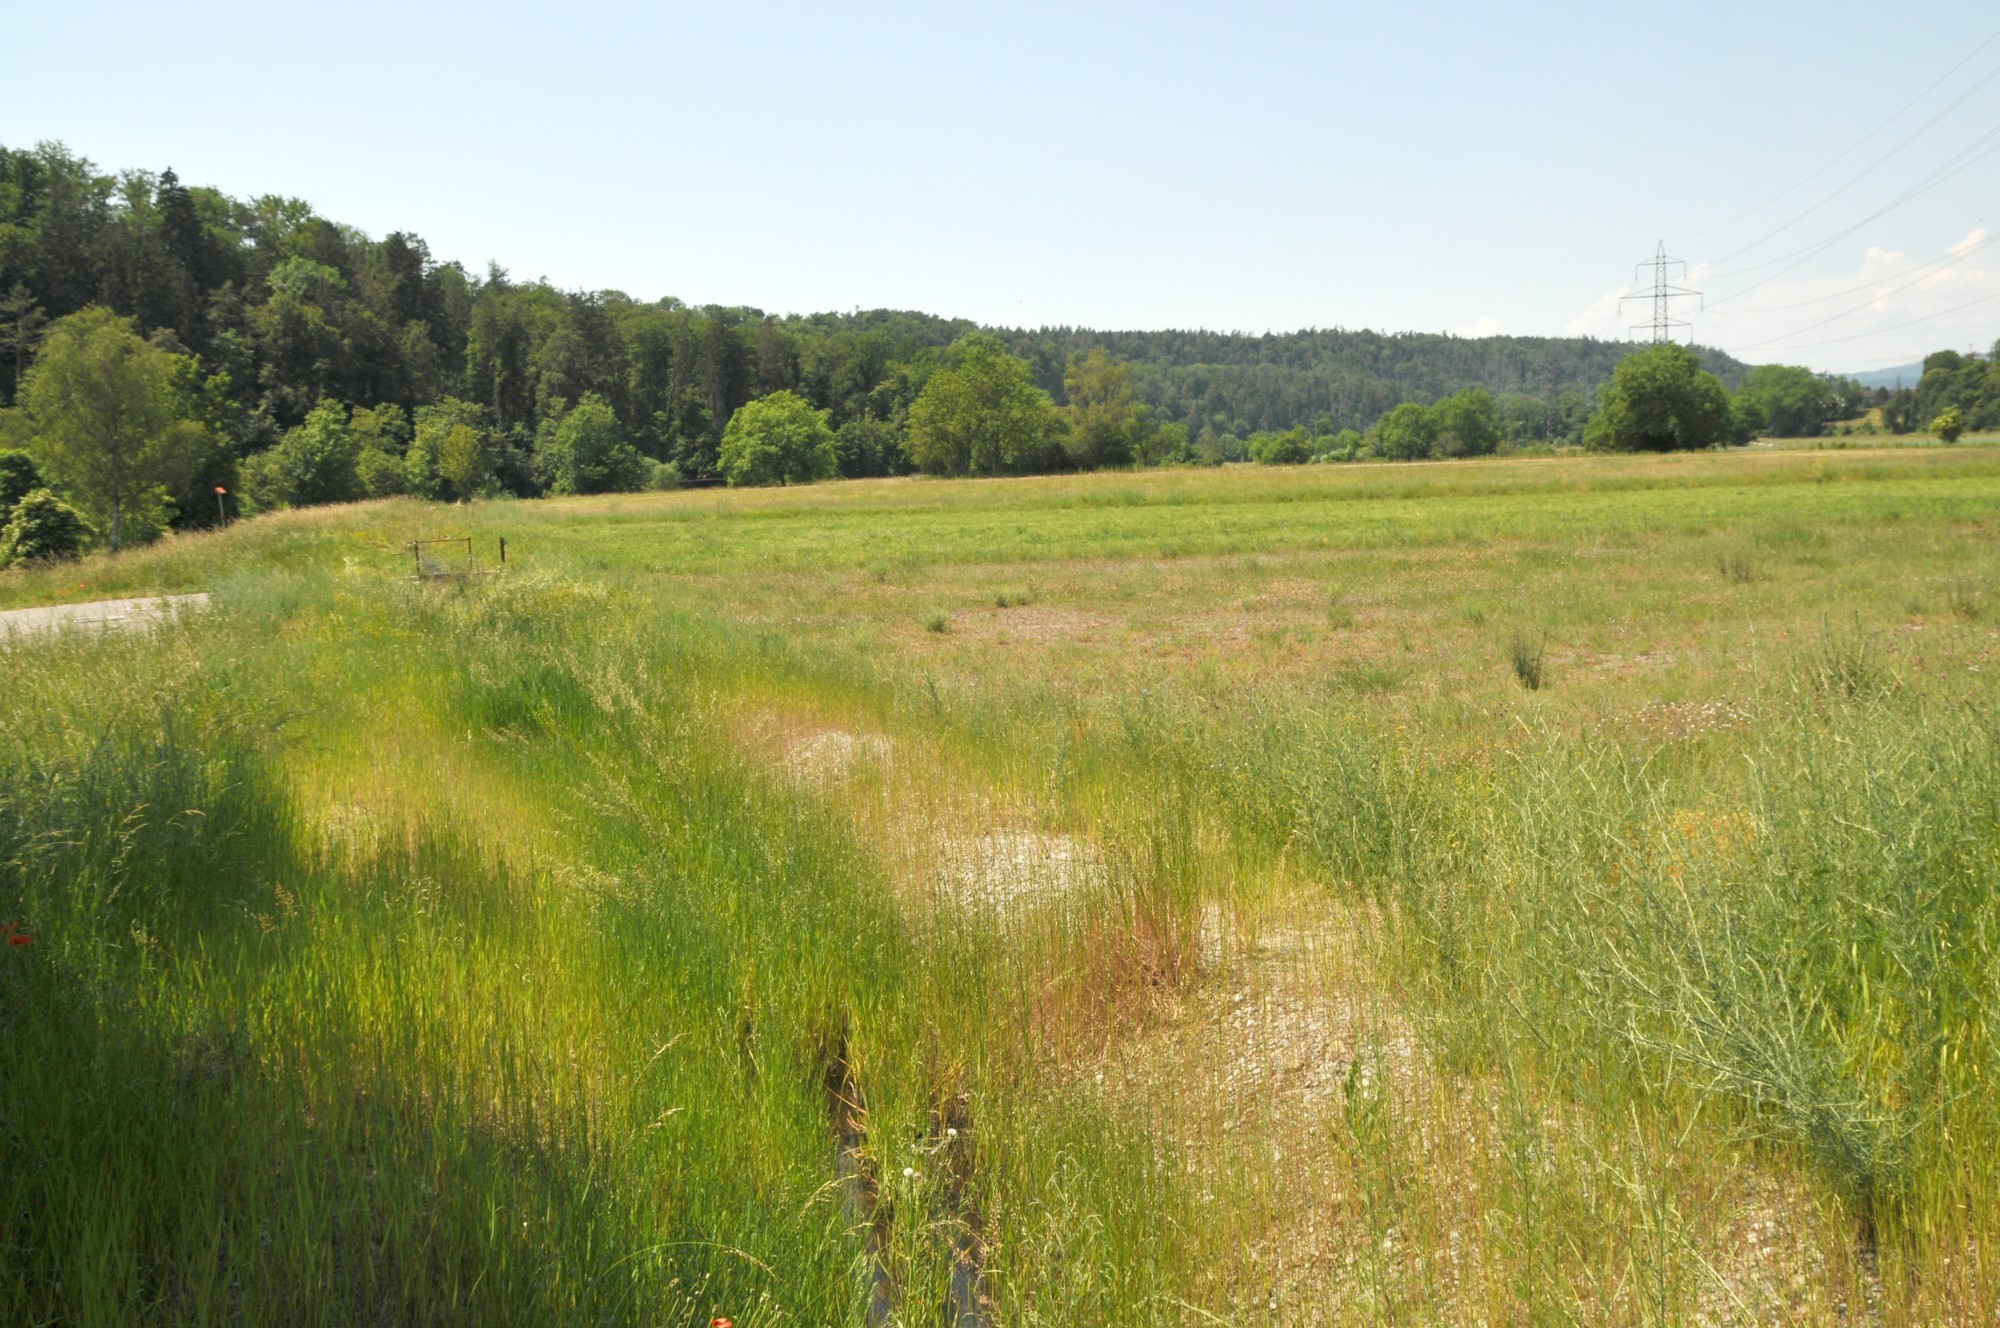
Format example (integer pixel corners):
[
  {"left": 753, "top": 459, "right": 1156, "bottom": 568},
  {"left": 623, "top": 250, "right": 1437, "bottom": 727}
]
[{"left": 5, "top": 444, "right": 2000, "bottom": 1325}]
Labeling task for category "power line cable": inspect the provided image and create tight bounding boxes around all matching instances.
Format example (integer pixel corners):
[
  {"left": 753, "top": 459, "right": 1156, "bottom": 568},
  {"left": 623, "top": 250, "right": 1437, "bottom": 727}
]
[
  {"left": 1722, "top": 231, "right": 2000, "bottom": 351},
  {"left": 1706, "top": 64, "right": 2000, "bottom": 274},
  {"left": 1728, "top": 228, "right": 1995, "bottom": 313},
  {"left": 1672, "top": 25, "right": 2000, "bottom": 243},
  {"left": 1705, "top": 125, "right": 2000, "bottom": 309},
  {"left": 1742, "top": 288, "right": 2000, "bottom": 352}
]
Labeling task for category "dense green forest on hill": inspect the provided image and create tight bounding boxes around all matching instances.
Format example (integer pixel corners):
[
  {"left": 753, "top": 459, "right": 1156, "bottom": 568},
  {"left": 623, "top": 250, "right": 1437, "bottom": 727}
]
[
  {"left": 1023, "top": 325, "right": 1747, "bottom": 435},
  {"left": 6, "top": 137, "right": 1990, "bottom": 555},
  {"left": 0, "top": 143, "right": 1751, "bottom": 487}
]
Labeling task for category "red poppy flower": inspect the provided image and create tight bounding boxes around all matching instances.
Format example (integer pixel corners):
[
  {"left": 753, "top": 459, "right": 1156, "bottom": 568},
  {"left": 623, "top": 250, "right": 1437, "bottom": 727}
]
[
  {"left": 711, "top": 1319, "right": 733, "bottom": 1327},
  {"left": 5, "top": 934, "right": 29, "bottom": 947}
]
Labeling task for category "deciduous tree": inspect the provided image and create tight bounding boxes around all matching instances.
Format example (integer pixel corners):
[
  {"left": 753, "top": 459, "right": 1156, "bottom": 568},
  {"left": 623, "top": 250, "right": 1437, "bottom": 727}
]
[
  {"left": 533, "top": 393, "right": 646, "bottom": 495},
  {"left": 1375, "top": 402, "right": 1439, "bottom": 461},
  {"left": 718, "top": 390, "right": 836, "bottom": 487},
  {"left": 17, "top": 306, "right": 209, "bottom": 548},
  {"left": 1583, "top": 343, "right": 1735, "bottom": 452},
  {"left": 1432, "top": 388, "right": 1501, "bottom": 457},
  {"left": 1062, "top": 348, "right": 1147, "bottom": 469},
  {"left": 242, "top": 399, "right": 361, "bottom": 509},
  {"left": 905, "top": 334, "right": 1059, "bottom": 476}
]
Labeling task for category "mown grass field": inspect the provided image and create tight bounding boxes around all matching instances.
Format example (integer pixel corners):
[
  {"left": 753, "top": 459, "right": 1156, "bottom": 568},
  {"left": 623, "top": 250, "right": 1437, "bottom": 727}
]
[{"left": 4, "top": 445, "right": 2000, "bottom": 1326}]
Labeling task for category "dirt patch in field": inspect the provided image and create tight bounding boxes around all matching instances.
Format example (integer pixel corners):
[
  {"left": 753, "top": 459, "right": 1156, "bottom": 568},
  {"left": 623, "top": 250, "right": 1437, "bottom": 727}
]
[
  {"left": 782, "top": 729, "right": 894, "bottom": 785},
  {"left": 0, "top": 592, "right": 210, "bottom": 642},
  {"left": 952, "top": 607, "right": 1120, "bottom": 645},
  {"left": 929, "top": 828, "right": 1106, "bottom": 913}
]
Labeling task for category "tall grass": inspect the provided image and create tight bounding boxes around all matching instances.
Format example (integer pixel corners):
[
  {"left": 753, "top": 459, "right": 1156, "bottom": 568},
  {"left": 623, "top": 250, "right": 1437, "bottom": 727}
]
[{"left": 7, "top": 449, "right": 2000, "bottom": 1322}]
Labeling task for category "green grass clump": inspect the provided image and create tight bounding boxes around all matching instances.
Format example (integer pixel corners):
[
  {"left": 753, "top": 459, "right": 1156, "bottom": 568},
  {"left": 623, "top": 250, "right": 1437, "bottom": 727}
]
[{"left": 1507, "top": 628, "right": 1547, "bottom": 690}]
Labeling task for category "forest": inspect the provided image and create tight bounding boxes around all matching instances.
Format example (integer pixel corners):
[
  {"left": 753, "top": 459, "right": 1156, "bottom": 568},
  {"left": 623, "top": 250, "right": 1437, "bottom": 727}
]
[{"left": 1, "top": 139, "right": 1987, "bottom": 546}]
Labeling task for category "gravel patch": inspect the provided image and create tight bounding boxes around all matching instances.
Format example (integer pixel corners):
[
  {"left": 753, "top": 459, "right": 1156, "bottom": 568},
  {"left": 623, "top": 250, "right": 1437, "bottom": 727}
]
[{"left": 0, "top": 593, "right": 209, "bottom": 643}]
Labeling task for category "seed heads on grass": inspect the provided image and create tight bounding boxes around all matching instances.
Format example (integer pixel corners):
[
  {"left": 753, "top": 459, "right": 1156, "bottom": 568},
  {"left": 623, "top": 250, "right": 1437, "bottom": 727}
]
[
  {"left": 1507, "top": 629, "right": 1547, "bottom": 691},
  {"left": 1805, "top": 617, "right": 1891, "bottom": 700}
]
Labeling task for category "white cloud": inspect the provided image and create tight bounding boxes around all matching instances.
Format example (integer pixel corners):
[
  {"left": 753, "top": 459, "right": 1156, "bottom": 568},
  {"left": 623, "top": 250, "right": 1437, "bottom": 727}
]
[
  {"left": 1452, "top": 314, "right": 1503, "bottom": 338},
  {"left": 1694, "top": 229, "right": 2000, "bottom": 372},
  {"left": 1564, "top": 286, "right": 1630, "bottom": 339}
]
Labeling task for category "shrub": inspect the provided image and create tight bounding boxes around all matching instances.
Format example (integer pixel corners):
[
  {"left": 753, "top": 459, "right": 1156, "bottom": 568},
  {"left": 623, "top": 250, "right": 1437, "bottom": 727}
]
[
  {"left": 0, "top": 448, "right": 42, "bottom": 512},
  {"left": 0, "top": 488, "right": 91, "bottom": 566},
  {"left": 1248, "top": 427, "right": 1314, "bottom": 465},
  {"left": 1931, "top": 405, "right": 1965, "bottom": 443}
]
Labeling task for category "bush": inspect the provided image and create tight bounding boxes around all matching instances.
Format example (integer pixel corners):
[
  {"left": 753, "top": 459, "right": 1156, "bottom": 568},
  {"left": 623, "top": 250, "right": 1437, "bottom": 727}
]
[
  {"left": 356, "top": 447, "right": 408, "bottom": 498},
  {"left": 0, "top": 448, "right": 42, "bottom": 512},
  {"left": 0, "top": 488, "right": 91, "bottom": 566},
  {"left": 1248, "top": 426, "right": 1314, "bottom": 465},
  {"left": 1325, "top": 428, "right": 1366, "bottom": 461},
  {"left": 647, "top": 459, "right": 683, "bottom": 491},
  {"left": 1931, "top": 405, "right": 1965, "bottom": 443}
]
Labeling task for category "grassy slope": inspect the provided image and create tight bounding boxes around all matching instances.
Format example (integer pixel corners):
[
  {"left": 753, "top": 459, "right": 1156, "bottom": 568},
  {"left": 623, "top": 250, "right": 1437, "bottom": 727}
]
[{"left": 3, "top": 445, "right": 1999, "bottom": 1324}]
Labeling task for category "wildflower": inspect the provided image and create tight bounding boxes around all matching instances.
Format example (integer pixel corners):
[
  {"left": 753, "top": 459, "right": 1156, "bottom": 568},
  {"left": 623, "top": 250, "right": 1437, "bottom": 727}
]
[
  {"left": 946, "top": 1127, "right": 958, "bottom": 1138},
  {"left": 711, "top": 1319, "right": 733, "bottom": 1327},
  {"left": 902, "top": 1166, "right": 916, "bottom": 1179},
  {"left": 5, "top": 934, "right": 28, "bottom": 947}
]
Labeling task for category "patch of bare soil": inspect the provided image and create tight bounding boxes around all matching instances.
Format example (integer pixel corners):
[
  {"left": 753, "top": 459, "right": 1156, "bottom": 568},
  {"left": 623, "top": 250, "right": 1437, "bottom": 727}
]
[
  {"left": 952, "top": 607, "right": 1118, "bottom": 645},
  {"left": 928, "top": 829, "right": 1105, "bottom": 913},
  {"left": 783, "top": 729, "right": 894, "bottom": 785},
  {"left": 1601, "top": 697, "right": 1756, "bottom": 742},
  {"left": 0, "top": 592, "right": 209, "bottom": 642}
]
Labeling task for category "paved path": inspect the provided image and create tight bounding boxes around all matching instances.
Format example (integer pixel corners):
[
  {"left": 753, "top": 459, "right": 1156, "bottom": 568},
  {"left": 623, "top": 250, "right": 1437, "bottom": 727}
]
[{"left": 0, "top": 593, "right": 209, "bottom": 642}]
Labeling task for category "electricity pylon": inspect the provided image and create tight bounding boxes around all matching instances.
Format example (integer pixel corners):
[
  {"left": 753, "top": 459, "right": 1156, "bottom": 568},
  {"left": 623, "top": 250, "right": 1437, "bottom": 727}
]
[{"left": 1621, "top": 241, "right": 1703, "bottom": 344}]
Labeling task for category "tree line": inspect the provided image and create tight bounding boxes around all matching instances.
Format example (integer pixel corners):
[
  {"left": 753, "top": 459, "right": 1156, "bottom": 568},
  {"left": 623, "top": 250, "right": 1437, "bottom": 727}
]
[{"left": 0, "top": 140, "right": 1984, "bottom": 563}]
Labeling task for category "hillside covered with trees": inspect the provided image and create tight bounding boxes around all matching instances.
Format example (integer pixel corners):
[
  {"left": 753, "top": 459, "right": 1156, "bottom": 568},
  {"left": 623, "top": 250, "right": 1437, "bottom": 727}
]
[
  {"left": 4, "top": 139, "right": 1983, "bottom": 560},
  {"left": 0, "top": 147, "right": 1747, "bottom": 482}
]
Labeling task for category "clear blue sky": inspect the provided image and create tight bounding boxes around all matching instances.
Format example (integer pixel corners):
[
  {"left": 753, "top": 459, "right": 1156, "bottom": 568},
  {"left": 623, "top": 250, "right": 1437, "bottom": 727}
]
[{"left": 5, "top": 1, "right": 1996, "bottom": 372}]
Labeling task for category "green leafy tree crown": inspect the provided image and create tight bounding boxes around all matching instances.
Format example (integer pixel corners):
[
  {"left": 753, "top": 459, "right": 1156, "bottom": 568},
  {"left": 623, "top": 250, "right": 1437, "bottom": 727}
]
[
  {"left": 905, "top": 334, "right": 1060, "bottom": 476},
  {"left": 1583, "top": 343, "right": 1735, "bottom": 452},
  {"left": 719, "top": 390, "right": 837, "bottom": 487}
]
